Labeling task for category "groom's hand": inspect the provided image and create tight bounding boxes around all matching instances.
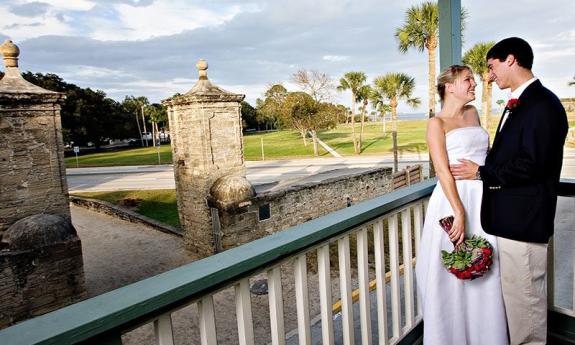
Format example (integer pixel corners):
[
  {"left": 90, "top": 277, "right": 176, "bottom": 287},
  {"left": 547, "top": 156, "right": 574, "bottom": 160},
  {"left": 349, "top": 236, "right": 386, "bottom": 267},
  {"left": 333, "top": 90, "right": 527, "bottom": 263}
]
[{"left": 449, "top": 159, "right": 479, "bottom": 180}]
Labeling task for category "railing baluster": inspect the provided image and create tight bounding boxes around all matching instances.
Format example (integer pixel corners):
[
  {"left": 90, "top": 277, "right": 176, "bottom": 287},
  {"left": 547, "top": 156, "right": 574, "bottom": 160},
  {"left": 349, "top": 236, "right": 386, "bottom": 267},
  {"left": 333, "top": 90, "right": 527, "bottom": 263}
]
[
  {"left": 267, "top": 267, "right": 286, "bottom": 345},
  {"left": 318, "top": 244, "right": 334, "bottom": 345},
  {"left": 153, "top": 314, "right": 175, "bottom": 345},
  {"left": 388, "top": 213, "right": 401, "bottom": 339},
  {"left": 294, "top": 254, "right": 311, "bottom": 345},
  {"left": 235, "top": 279, "right": 255, "bottom": 345},
  {"left": 357, "top": 227, "right": 372, "bottom": 345},
  {"left": 401, "top": 209, "right": 414, "bottom": 328},
  {"left": 198, "top": 296, "right": 217, "bottom": 345},
  {"left": 413, "top": 202, "right": 424, "bottom": 318},
  {"left": 374, "top": 219, "right": 389, "bottom": 345},
  {"left": 338, "top": 235, "right": 355, "bottom": 345}
]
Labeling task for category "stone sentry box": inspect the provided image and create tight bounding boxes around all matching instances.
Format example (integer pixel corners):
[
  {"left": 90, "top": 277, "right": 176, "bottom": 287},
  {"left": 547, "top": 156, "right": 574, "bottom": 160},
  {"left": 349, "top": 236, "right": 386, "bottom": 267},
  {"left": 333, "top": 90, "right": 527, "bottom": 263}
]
[
  {"left": 0, "top": 40, "right": 86, "bottom": 327},
  {"left": 162, "top": 59, "right": 254, "bottom": 259}
]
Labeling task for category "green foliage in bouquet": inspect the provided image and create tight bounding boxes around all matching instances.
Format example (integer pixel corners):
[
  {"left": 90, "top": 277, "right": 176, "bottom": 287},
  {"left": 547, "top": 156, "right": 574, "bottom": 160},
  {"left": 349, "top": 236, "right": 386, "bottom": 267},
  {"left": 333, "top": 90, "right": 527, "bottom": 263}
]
[{"left": 441, "top": 235, "right": 493, "bottom": 280}]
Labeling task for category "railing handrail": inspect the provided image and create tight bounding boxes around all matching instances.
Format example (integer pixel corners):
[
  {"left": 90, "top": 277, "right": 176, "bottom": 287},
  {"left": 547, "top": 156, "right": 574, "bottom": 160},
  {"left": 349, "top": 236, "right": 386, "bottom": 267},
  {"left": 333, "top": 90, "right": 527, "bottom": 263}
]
[{"left": 0, "top": 179, "right": 437, "bottom": 345}]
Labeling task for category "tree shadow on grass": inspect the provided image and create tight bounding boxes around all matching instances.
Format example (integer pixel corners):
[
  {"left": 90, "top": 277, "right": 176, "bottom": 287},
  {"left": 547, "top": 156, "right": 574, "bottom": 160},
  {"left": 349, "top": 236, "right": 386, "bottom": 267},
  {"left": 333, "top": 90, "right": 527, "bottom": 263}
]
[
  {"left": 317, "top": 132, "right": 351, "bottom": 140},
  {"left": 359, "top": 138, "right": 384, "bottom": 154},
  {"left": 397, "top": 142, "right": 427, "bottom": 157}
]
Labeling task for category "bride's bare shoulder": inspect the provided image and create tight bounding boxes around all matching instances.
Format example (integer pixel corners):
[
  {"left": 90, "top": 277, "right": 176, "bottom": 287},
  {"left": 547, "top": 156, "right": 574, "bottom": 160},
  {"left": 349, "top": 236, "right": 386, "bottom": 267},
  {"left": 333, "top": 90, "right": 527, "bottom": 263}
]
[
  {"left": 463, "top": 105, "right": 481, "bottom": 124},
  {"left": 463, "top": 104, "right": 479, "bottom": 116},
  {"left": 427, "top": 116, "right": 446, "bottom": 134}
]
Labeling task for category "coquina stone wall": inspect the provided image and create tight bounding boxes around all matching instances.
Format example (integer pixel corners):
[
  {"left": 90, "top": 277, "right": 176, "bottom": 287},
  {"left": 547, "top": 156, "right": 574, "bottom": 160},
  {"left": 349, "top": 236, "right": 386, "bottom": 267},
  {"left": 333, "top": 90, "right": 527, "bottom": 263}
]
[
  {"left": 0, "top": 215, "right": 86, "bottom": 328},
  {"left": 216, "top": 165, "right": 422, "bottom": 249},
  {"left": 163, "top": 59, "right": 251, "bottom": 259},
  {"left": 0, "top": 76, "right": 69, "bottom": 234},
  {"left": 0, "top": 40, "right": 86, "bottom": 328}
]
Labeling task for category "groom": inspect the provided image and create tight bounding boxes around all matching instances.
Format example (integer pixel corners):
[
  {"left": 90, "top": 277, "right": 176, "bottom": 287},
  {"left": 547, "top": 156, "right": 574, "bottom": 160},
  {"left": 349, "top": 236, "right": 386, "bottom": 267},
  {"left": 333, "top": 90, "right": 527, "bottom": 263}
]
[{"left": 450, "top": 37, "right": 568, "bottom": 344}]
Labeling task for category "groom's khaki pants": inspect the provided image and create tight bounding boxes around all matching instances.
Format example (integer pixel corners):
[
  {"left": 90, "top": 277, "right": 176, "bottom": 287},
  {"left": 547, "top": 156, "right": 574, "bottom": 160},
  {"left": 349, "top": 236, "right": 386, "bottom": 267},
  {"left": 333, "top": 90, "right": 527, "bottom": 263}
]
[{"left": 498, "top": 237, "right": 548, "bottom": 345}]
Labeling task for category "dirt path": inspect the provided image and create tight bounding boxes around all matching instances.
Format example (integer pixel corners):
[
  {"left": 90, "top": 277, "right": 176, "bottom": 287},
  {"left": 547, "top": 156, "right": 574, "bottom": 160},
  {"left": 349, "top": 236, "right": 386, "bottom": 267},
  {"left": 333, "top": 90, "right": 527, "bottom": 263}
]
[
  {"left": 73, "top": 205, "right": 335, "bottom": 344},
  {"left": 73, "top": 205, "right": 194, "bottom": 297}
]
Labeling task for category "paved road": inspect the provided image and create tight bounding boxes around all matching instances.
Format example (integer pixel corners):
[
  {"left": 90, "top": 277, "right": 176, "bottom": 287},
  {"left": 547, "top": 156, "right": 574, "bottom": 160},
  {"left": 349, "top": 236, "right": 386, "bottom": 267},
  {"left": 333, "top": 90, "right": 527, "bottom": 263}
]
[
  {"left": 66, "top": 150, "right": 575, "bottom": 193},
  {"left": 66, "top": 154, "right": 431, "bottom": 193}
]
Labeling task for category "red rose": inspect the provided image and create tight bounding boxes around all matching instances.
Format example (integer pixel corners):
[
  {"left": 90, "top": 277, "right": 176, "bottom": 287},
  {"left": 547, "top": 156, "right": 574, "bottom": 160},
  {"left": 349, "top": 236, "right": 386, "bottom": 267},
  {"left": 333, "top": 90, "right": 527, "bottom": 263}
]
[
  {"left": 506, "top": 98, "right": 520, "bottom": 110},
  {"left": 482, "top": 248, "right": 492, "bottom": 255}
]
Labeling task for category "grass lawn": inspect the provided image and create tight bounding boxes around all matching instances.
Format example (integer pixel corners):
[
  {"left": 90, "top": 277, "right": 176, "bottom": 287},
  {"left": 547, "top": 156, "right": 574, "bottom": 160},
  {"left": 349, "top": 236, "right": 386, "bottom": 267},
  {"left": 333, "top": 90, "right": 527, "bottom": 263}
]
[
  {"left": 65, "top": 113, "right": 570, "bottom": 168},
  {"left": 319, "top": 120, "right": 428, "bottom": 156},
  {"left": 244, "top": 130, "right": 328, "bottom": 160},
  {"left": 65, "top": 145, "right": 173, "bottom": 168},
  {"left": 73, "top": 190, "right": 179, "bottom": 228}
]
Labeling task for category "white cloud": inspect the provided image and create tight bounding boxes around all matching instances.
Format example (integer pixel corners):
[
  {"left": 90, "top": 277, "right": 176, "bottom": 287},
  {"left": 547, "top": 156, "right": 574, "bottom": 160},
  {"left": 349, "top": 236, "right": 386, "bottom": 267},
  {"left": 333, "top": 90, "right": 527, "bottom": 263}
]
[
  {"left": 65, "top": 65, "right": 132, "bottom": 79},
  {"left": 0, "top": 4, "right": 73, "bottom": 41},
  {"left": 32, "top": 0, "right": 94, "bottom": 12},
  {"left": 90, "top": 1, "right": 258, "bottom": 41},
  {"left": 323, "top": 55, "right": 349, "bottom": 62}
]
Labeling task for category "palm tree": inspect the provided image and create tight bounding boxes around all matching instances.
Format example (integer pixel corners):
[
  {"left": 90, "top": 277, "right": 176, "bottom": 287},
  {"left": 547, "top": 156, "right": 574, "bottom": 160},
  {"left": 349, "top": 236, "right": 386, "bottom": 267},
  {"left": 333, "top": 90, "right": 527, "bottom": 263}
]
[
  {"left": 122, "top": 95, "right": 149, "bottom": 147},
  {"left": 356, "top": 84, "right": 372, "bottom": 153},
  {"left": 337, "top": 72, "right": 367, "bottom": 154},
  {"left": 373, "top": 73, "right": 421, "bottom": 172},
  {"left": 395, "top": 2, "right": 466, "bottom": 118},
  {"left": 370, "top": 88, "right": 392, "bottom": 135},
  {"left": 463, "top": 41, "right": 495, "bottom": 130},
  {"left": 146, "top": 103, "right": 168, "bottom": 147}
]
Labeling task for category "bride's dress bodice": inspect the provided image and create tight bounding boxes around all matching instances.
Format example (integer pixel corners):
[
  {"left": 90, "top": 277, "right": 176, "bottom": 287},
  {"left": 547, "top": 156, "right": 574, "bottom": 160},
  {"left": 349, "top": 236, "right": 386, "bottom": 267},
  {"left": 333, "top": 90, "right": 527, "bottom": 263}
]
[{"left": 445, "top": 126, "right": 489, "bottom": 165}]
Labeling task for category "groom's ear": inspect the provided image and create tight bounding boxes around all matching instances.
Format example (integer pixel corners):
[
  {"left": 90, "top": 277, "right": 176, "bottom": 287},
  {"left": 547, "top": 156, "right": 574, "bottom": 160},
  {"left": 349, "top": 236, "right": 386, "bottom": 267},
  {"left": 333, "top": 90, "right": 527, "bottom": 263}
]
[{"left": 505, "top": 54, "right": 516, "bottom": 66}]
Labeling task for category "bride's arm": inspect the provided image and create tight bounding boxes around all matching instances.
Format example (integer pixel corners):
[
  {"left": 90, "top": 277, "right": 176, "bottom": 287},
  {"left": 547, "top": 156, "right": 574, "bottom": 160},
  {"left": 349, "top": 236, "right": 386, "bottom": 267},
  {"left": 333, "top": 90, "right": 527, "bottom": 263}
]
[{"left": 427, "top": 118, "right": 465, "bottom": 245}]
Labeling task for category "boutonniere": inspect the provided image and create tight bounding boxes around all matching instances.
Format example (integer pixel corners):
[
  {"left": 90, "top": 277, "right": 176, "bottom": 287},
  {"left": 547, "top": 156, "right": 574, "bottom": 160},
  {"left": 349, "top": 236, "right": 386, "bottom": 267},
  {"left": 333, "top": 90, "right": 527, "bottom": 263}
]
[{"left": 506, "top": 98, "right": 520, "bottom": 111}]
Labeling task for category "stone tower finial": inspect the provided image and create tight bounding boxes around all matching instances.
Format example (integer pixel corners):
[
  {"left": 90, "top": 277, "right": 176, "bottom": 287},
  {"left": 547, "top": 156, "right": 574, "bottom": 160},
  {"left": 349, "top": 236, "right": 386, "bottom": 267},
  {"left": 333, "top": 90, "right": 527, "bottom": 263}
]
[
  {"left": 196, "top": 59, "right": 208, "bottom": 80},
  {"left": 1, "top": 40, "right": 19, "bottom": 68}
]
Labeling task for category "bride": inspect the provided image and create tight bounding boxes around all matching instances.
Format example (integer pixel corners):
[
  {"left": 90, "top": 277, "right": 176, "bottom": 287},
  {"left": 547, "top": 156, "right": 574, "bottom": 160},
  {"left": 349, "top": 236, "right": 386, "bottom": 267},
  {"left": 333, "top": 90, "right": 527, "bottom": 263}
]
[{"left": 415, "top": 65, "right": 508, "bottom": 344}]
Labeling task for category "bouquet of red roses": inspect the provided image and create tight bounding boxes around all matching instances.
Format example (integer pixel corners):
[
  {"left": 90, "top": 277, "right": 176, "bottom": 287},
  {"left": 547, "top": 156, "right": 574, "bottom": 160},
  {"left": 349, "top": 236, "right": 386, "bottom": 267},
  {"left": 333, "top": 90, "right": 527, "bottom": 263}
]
[{"left": 439, "top": 216, "right": 493, "bottom": 280}]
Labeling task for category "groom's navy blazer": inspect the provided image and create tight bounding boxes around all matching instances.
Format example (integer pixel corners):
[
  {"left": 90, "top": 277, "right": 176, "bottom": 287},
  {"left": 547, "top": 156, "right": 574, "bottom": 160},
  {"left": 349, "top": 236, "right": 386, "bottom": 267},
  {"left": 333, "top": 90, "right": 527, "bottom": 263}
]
[{"left": 479, "top": 80, "right": 568, "bottom": 243}]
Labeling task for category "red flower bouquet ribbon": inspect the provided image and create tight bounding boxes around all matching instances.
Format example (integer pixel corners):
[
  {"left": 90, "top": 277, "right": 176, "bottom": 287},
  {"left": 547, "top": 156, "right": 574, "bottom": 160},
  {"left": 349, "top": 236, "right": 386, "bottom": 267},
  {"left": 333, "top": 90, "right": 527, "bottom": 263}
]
[
  {"left": 506, "top": 98, "right": 520, "bottom": 110},
  {"left": 439, "top": 216, "right": 493, "bottom": 280}
]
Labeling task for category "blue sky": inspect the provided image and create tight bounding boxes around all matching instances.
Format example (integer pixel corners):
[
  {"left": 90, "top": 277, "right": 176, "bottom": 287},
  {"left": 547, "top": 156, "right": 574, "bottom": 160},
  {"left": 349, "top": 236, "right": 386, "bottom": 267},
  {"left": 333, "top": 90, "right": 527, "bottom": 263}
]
[{"left": 1, "top": 0, "right": 574, "bottom": 114}]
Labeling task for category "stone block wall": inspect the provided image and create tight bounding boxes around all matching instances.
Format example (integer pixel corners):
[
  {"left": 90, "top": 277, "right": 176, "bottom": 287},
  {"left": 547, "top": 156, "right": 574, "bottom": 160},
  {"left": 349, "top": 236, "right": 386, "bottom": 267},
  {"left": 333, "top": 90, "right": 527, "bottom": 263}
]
[
  {"left": 0, "top": 94, "right": 70, "bottom": 234},
  {"left": 0, "top": 40, "right": 85, "bottom": 328},
  {"left": 217, "top": 166, "right": 425, "bottom": 249},
  {"left": 0, "top": 238, "right": 86, "bottom": 328},
  {"left": 163, "top": 61, "right": 246, "bottom": 258},
  {"left": 167, "top": 102, "right": 246, "bottom": 255}
]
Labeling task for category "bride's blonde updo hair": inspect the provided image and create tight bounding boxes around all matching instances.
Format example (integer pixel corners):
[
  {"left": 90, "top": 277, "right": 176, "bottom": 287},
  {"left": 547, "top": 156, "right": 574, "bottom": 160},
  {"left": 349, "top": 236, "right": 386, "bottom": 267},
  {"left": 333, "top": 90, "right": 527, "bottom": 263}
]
[{"left": 437, "top": 65, "right": 473, "bottom": 103}]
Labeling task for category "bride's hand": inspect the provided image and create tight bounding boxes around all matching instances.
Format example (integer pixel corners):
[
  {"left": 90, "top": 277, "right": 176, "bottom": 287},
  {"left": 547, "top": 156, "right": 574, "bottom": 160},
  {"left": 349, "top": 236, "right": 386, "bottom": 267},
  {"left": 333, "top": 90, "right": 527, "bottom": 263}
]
[{"left": 449, "top": 215, "right": 465, "bottom": 246}]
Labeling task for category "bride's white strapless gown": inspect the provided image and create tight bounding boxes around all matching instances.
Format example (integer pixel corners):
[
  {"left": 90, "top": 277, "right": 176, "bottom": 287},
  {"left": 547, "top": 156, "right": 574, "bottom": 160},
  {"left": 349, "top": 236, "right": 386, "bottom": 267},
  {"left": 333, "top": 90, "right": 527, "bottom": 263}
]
[{"left": 415, "top": 126, "right": 508, "bottom": 344}]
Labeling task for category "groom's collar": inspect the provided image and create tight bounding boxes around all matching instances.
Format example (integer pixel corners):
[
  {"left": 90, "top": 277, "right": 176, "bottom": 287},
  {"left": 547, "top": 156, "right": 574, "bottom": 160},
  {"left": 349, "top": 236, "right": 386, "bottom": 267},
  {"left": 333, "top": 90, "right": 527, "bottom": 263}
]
[{"left": 511, "top": 77, "right": 538, "bottom": 99}]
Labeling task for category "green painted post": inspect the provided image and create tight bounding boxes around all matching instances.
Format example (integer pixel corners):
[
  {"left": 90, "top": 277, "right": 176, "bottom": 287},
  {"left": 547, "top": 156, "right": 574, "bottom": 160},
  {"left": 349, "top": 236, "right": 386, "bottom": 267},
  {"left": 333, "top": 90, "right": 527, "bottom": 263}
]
[{"left": 438, "top": 0, "right": 462, "bottom": 71}]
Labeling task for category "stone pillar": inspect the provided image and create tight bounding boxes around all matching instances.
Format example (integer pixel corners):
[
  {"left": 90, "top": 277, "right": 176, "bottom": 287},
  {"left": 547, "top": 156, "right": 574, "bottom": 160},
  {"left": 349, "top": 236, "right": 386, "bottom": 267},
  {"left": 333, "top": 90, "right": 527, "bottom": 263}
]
[
  {"left": 0, "top": 40, "right": 70, "bottom": 232},
  {"left": 0, "top": 40, "right": 86, "bottom": 327},
  {"left": 162, "top": 60, "right": 249, "bottom": 258}
]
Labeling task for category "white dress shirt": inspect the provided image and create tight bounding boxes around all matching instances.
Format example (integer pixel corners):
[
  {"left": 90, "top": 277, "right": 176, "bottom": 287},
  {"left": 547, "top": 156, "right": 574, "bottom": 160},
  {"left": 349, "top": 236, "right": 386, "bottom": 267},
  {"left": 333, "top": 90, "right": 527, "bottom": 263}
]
[{"left": 499, "top": 77, "right": 538, "bottom": 132}]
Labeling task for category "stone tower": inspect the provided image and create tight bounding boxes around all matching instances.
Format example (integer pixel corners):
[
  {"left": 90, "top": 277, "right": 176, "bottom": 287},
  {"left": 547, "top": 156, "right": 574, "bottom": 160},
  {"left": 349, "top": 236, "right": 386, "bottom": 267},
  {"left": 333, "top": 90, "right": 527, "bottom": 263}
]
[
  {"left": 0, "top": 40, "right": 86, "bottom": 327},
  {"left": 163, "top": 60, "right": 253, "bottom": 258},
  {"left": 0, "top": 40, "right": 70, "bottom": 231}
]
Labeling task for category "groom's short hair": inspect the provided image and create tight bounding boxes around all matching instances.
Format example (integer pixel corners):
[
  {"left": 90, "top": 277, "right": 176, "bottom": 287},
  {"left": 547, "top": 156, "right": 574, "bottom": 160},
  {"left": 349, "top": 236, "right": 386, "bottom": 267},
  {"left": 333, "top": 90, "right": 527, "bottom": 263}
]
[{"left": 487, "top": 37, "right": 534, "bottom": 70}]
